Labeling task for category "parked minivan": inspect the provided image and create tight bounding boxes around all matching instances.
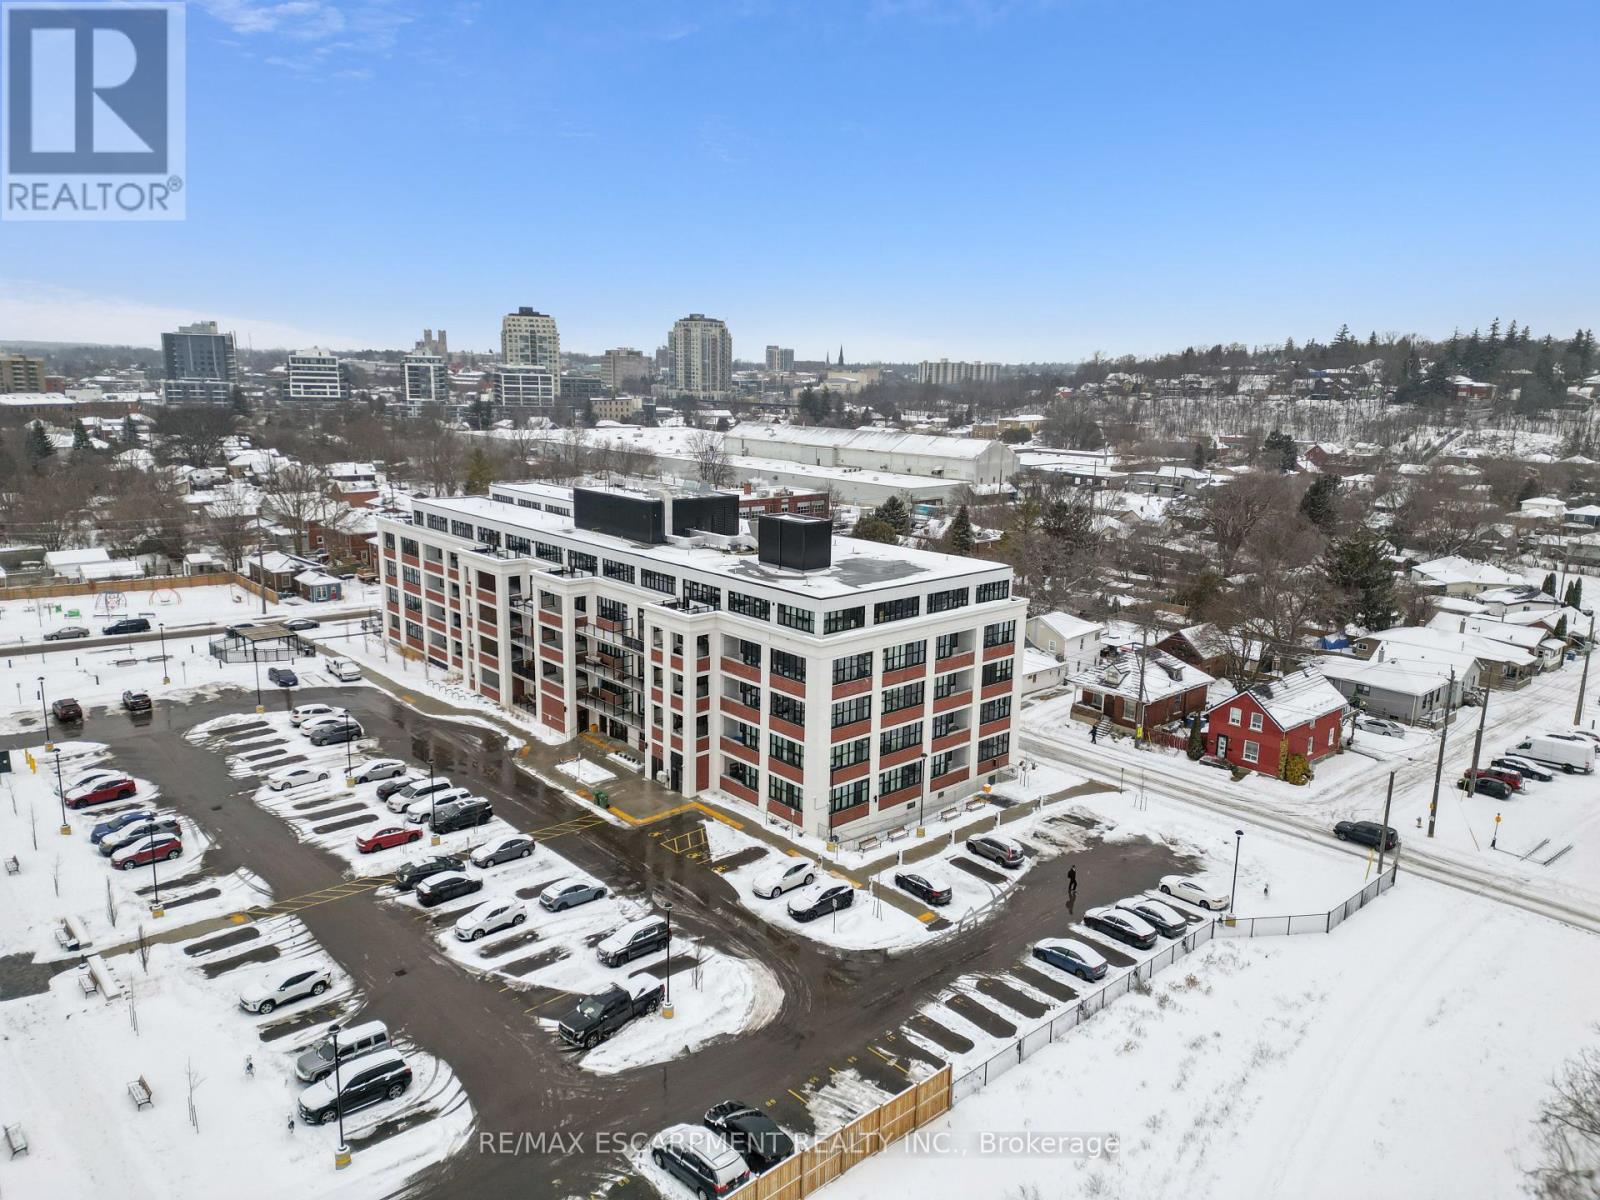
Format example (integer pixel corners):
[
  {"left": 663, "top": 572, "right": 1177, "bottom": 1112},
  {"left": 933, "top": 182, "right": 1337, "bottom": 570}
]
[
  {"left": 1511, "top": 735, "right": 1595, "bottom": 774},
  {"left": 294, "top": 1019, "right": 390, "bottom": 1083},
  {"left": 103, "top": 617, "right": 151, "bottom": 635}
]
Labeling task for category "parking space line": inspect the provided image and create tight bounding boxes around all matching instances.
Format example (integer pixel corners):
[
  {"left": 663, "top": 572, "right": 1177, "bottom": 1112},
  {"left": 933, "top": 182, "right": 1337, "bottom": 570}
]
[{"left": 786, "top": 1088, "right": 807, "bottom": 1104}]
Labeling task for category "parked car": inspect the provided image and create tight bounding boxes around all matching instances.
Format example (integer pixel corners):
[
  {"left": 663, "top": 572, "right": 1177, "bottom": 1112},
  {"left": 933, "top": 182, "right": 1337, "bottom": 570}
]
[
  {"left": 1474, "top": 766, "right": 1524, "bottom": 791},
  {"left": 309, "top": 720, "right": 363, "bottom": 747},
  {"left": 387, "top": 776, "right": 454, "bottom": 812},
  {"left": 1032, "top": 938, "right": 1109, "bottom": 981},
  {"left": 294, "top": 1019, "right": 390, "bottom": 1083},
  {"left": 49, "top": 698, "right": 84, "bottom": 723},
  {"left": 453, "top": 898, "right": 527, "bottom": 941},
  {"left": 290, "top": 703, "right": 346, "bottom": 727},
  {"left": 65, "top": 775, "right": 137, "bottom": 809},
  {"left": 965, "top": 833, "right": 1026, "bottom": 869},
  {"left": 392, "top": 854, "right": 466, "bottom": 891},
  {"left": 538, "top": 878, "right": 607, "bottom": 912},
  {"left": 413, "top": 871, "right": 483, "bottom": 908},
  {"left": 99, "top": 816, "right": 181, "bottom": 856},
  {"left": 376, "top": 773, "right": 427, "bottom": 801},
  {"left": 111, "top": 835, "right": 182, "bottom": 871},
  {"left": 405, "top": 787, "right": 474, "bottom": 823},
  {"left": 327, "top": 658, "right": 362, "bottom": 682},
  {"left": 297, "top": 1049, "right": 412, "bottom": 1126},
  {"left": 1493, "top": 755, "right": 1553, "bottom": 782},
  {"left": 595, "top": 916, "right": 670, "bottom": 967},
  {"left": 1458, "top": 774, "right": 1512, "bottom": 800},
  {"left": 892, "top": 868, "right": 954, "bottom": 907},
  {"left": 68, "top": 768, "right": 124, "bottom": 792},
  {"left": 44, "top": 625, "right": 90, "bottom": 640},
  {"left": 350, "top": 757, "right": 408, "bottom": 784},
  {"left": 283, "top": 617, "right": 320, "bottom": 631},
  {"left": 558, "top": 978, "right": 663, "bottom": 1048},
  {"left": 225, "top": 622, "right": 257, "bottom": 638},
  {"left": 1555, "top": 727, "right": 1600, "bottom": 747},
  {"left": 356, "top": 825, "right": 423, "bottom": 854},
  {"left": 90, "top": 809, "right": 156, "bottom": 844},
  {"left": 703, "top": 1101, "right": 796, "bottom": 1173},
  {"left": 266, "top": 764, "right": 331, "bottom": 791},
  {"left": 1157, "top": 875, "right": 1231, "bottom": 911},
  {"left": 238, "top": 964, "right": 334, "bottom": 1014},
  {"left": 267, "top": 667, "right": 299, "bottom": 687},
  {"left": 469, "top": 835, "right": 535, "bottom": 869},
  {"left": 752, "top": 859, "right": 815, "bottom": 898},
  {"left": 432, "top": 798, "right": 494, "bottom": 835},
  {"left": 297, "top": 715, "right": 347, "bottom": 738},
  {"left": 120, "top": 690, "right": 152, "bottom": 713},
  {"left": 103, "top": 618, "right": 151, "bottom": 635},
  {"left": 1333, "top": 820, "right": 1400, "bottom": 851},
  {"left": 649, "top": 1124, "right": 751, "bottom": 1199},
  {"left": 1117, "top": 896, "right": 1188, "bottom": 938},
  {"left": 1355, "top": 714, "right": 1406, "bottom": 738},
  {"left": 1510, "top": 735, "right": 1595, "bottom": 774},
  {"left": 787, "top": 882, "right": 855, "bottom": 923},
  {"left": 1082, "top": 905, "right": 1158, "bottom": 950}
]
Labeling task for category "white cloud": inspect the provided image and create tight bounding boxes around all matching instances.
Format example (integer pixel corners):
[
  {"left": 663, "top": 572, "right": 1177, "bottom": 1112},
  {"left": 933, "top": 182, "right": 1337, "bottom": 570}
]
[
  {"left": 195, "top": 0, "right": 413, "bottom": 73},
  {"left": 0, "top": 281, "right": 362, "bottom": 352}
]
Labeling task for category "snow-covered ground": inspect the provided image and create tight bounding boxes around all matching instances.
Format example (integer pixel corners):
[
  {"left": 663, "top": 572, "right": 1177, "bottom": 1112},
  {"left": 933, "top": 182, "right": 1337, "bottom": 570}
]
[{"left": 816, "top": 878, "right": 1600, "bottom": 1200}]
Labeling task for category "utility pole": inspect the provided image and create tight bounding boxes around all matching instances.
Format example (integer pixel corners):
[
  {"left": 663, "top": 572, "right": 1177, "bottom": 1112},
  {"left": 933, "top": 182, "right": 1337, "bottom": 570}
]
[
  {"left": 1427, "top": 668, "right": 1454, "bottom": 839},
  {"left": 1467, "top": 671, "right": 1491, "bottom": 796},
  {"left": 1378, "top": 770, "right": 1394, "bottom": 877},
  {"left": 1573, "top": 611, "right": 1596, "bottom": 726}
]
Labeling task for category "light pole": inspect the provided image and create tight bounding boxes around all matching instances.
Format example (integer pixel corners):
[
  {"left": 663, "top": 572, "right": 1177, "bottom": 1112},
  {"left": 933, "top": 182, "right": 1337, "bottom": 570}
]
[
  {"left": 660, "top": 900, "right": 674, "bottom": 1019},
  {"left": 158, "top": 622, "right": 170, "bottom": 685},
  {"left": 1228, "top": 829, "right": 1243, "bottom": 914},
  {"left": 328, "top": 1022, "right": 351, "bottom": 1169},
  {"left": 38, "top": 675, "right": 51, "bottom": 752},
  {"left": 1427, "top": 668, "right": 1455, "bottom": 838},
  {"left": 344, "top": 725, "right": 355, "bottom": 786},
  {"left": 147, "top": 819, "right": 164, "bottom": 917},
  {"left": 427, "top": 758, "right": 440, "bottom": 846},
  {"left": 54, "top": 750, "right": 70, "bottom": 835},
  {"left": 1378, "top": 771, "right": 1395, "bottom": 878},
  {"left": 252, "top": 648, "right": 264, "bottom": 714}
]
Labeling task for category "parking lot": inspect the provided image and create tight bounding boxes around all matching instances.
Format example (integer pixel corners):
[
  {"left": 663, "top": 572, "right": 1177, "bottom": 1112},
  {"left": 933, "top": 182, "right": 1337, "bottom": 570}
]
[{"left": 1, "top": 683, "right": 1193, "bottom": 1199}]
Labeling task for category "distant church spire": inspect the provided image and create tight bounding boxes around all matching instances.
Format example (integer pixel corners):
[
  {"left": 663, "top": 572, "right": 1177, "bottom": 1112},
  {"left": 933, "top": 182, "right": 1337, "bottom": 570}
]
[{"left": 837, "top": 345, "right": 845, "bottom": 367}]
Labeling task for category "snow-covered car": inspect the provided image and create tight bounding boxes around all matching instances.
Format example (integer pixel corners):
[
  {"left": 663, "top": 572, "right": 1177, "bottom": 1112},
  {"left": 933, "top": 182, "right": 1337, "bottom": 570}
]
[
  {"left": 1117, "top": 896, "right": 1188, "bottom": 938},
  {"left": 69, "top": 768, "right": 126, "bottom": 793},
  {"left": 892, "top": 868, "right": 953, "bottom": 906},
  {"left": 89, "top": 809, "right": 156, "bottom": 844},
  {"left": 327, "top": 658, "right": 362, "bottom": 682},
  {"left": 350, "top": 758, "right": 408, "bottom": 784},
  {"left": 1492, "top": 755, "right": 1554, "bottom": 782},
  {"left": 296, "top": 1050, "right": 411, "bottom": 1126},
  {"left": 753, "top": 858, "right": 816, "bottom": 898},
  {"left": 384, "top": 776, "right": 455, "bottom": 814},
  {"left": 65, "top": 775, "right": 137, "bottom": 809},
  {"left": 1032, "top": 938, "right": 1108, "bottom": 981},
  {"left": 538, "top": 878, "right": 607, "bottom": 911},
  {"left": 405, "top": 787, "right": 471, "bottom": 822},
  {"left": 1083, "top": 905, "right": 1157, "bottom": 950},
  {"left": 595, "top": 916, "right": 670, "bottom": 967},
  {"left": 965, "top": 833, "right": 1026, "bottom": 869},
  {"left": 356, "top": 825, "right": 422, "bottom": 854},
  {"left": 98, "top": 816, "right": 181, "bottom": 856},
  {"left": 469, "top": 835, "right": 535, "bottom": 868},
  {"left": 1355, "top": 714, "right": 1406, "bottom": 738},
  {"left": 237, "top": 964, "right": 333, "bottom": 1014},
  {"left": 650, "top": 1123, "right": 751, "bottom": 1198},
  {"left": 266, "top": 764, "right": 331, "bottom": 791},
  {"left": 453, "top": 898, "right": 527, "bottom": 941},
  {"left": 290, "top": 703, "right": 346, "bottom": 727},
  {"left": 1157, "top": 875, "right": 1230, "bottom": 911}
]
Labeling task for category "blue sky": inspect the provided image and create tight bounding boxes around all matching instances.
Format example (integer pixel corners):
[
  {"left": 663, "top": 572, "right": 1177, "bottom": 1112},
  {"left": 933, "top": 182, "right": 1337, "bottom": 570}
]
[{"left": 3, "top": 0, "right": 1597, "bottom": 360}]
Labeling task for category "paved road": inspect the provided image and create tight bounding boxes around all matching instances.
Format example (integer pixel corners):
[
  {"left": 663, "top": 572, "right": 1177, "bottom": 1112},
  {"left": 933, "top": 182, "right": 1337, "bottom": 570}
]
[
  {"left": 3, "top": 689, "right": 1187, "bottom": 1198},
  {"left": 2, "top": 606, "right": 377, "bottom": 658}
]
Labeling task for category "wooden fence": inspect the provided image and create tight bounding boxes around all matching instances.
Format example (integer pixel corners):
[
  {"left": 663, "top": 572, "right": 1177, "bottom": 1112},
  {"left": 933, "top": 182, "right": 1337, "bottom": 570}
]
[
  {"left": 728, "top": 1065, "right": 951, "bottom": 1200},
  {"left": 0, "top": 570, "right": 279, "bottom": 605}
]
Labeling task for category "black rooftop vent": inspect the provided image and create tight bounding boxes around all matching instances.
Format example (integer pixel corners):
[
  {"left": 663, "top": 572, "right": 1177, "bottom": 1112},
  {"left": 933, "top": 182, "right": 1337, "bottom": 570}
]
[{"left": 757, "top": 514, "right": 831, "bottom": 572}]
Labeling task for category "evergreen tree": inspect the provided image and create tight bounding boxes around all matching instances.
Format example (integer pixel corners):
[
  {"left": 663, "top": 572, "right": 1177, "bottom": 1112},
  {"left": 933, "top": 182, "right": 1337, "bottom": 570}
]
[
  {"left": 1262, "top": 429, "right": 1297, "bottom": 471},
  {"left": 463, "top": 448, "right": 494, "bottom": 495},
  {"left": 1191, "top": 439, "right": 1207, "bottom": 469},
  {"left": 24, "top": 421, "right": 54, "bottom": 469},
  {"left": 71, "top": 420, "right": 93, "bottom": 454},
  {"left": 875, "top": 495, "right": 912, "bottom": 536},
  {"left": 851, "top": 515, "right": 899, "bottom": 544},
  {"left": 1564, "top": 580, "right": 1583, "bottom": 610},
  {"left": 1299, "top": 474, "right": 1340, "bottom": 531},
  {"left": 1324, "top": 529, "right": 1396, "bottom": 631},
  {"left": 1555, "top": 614, "right": 1568, "bottom": 639},
  {"left": 230, "top": 385, "right": 251, "bottom": 417},
  {"left": 945, "top": 505, "right": 975, "bottom": 556},
  {"left": 1186, "top": 717, "right": 1205, "bottom": 761},
  {"left": 121, "top": 414, "right": 138, "bottom": 444},
  {"left": 1515, "top": 475, "right": 1540, "bottom": 504},
  {"left": 1542, "top": 571, "right": 1558, "bottom": 597},
  {"left": 582, "top": 398, "right": 596, "bottom": 427}
]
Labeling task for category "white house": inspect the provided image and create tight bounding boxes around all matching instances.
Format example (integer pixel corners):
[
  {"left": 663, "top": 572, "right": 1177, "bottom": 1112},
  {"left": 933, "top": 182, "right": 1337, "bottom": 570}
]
[{"left": 1025, "top": 611, "right": 1104, "bottom": 676}]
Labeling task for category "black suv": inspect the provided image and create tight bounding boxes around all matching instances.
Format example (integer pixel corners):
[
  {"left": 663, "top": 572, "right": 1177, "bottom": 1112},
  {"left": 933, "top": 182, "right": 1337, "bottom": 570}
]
[
  {"left": 595, "top": 916, "right": 670, "bottom": 967},
  {"left": 1334, "top": 820, "right": 1400, "bottom": 851},
  {"left": 103, "top": 618, "right": 151, "bottom": 635},
  {"left": 414, "top": 871, "right": 483, "bottom": 908},
  {"left": 121, "top": 690, "right": 152, "bottom": 713},
  {"left": 392, "top": 855, "right": 465, "bottom": 891},
  {"left": 432, "top": 798, "right": 494, "bottom": 834},
  {"left": 297, "top": 1050, "right": 413, "bottom": 1126}
]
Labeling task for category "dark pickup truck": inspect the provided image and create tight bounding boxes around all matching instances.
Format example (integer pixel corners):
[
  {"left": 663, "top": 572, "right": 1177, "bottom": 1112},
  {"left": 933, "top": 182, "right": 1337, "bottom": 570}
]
[{"left": 558, "top": 978, "right": 663, "bottom": 1049}]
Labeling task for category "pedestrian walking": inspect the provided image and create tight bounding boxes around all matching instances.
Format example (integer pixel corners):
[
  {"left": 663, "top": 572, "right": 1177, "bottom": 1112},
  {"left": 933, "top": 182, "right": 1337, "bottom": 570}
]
[
  {"left": 1067, "top": 865, "right": 1078, "bottom": 897},
  {"left": 244, "top": 1055, "right": 254, "bottom": 1079},
  {"left": 1090, "top": 725, "right": 1098, "bottom": 744}
]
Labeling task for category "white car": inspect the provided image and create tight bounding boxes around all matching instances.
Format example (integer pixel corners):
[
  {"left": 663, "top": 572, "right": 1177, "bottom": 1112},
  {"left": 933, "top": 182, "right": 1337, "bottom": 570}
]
[
  {"left": 753, "top": 858, "right": 816, "bottom": 898},
  {"left": 385, "top": 777, "right": 454, "bottom": 815},
  {"left": 266, "top": 765, "right": 332, "bottom": 791},
  {"left": 538, "top": 878, "right": 607, "bottom": 911},
  {"left": 650, "top": 1123, "right": 751, "bottom": 1196},
  {"left": 1355, "top": 714, "right": 1405, "bottom": 738},
  {"left": 237, "top": 964, "right": 333, "bottom": 1014},
  {"left": 351, "top": 758, "right": 408, "bottom": 784},
  {"left": 290, "top": 703, "right": 346, "bottom": 727},
  {"left": 405, "top": 788, "right": 471, "bottom": 822},
  {"left": 327, "top": 658, "right": 362, "bottom": 682},
  {"left": 453, "top": 898, "right": 527, "bottom": 941},
  {"left": 1157, "top": 874, "right": 1230, "bottom": 911},
  {"left": 299, "top": 714, "right": 349, "bottom": 738}
]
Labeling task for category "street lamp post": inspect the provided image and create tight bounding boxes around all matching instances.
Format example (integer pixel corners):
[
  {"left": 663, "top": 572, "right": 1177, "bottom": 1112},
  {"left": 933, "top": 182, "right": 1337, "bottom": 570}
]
[
  {"left": 660, "top": 900, "right": 675, "bottom": 1018},
  {"left": 328, "top": 1022, "right": 351, "bottom": 1169},
  {"left": 427, "top": 758, "right": 440, "bottom": 846},
  {"left": 252, "top": 649, "right": 264, "bottom": 714},
  {"left": 147, "top": 820, "right": 164, "bottom": 917},
  {"left": 1228, "top": 829, "right": 1244, "bottom": 914},
  {"left": 159, "top": 622, "right": 170, "bottom": 685},
  {"left": 38, "top": 675, "right": 51, "bottom": 752},
  {"left": 54, "top": 750, "right": 70, "bottom": 835}
]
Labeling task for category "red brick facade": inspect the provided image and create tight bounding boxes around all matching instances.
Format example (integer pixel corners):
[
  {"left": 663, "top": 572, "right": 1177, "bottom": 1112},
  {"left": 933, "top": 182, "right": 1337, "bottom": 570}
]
[{"left": 1205, "top": 691, "right": 1344, "bottom": 777}]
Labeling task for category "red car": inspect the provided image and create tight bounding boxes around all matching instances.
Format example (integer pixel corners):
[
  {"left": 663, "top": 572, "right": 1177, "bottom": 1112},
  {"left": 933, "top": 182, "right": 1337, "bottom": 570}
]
[
  {"left": 65, "top": 775, "right": 137, "bottom": 810},
  {"left": 1474, "top": 766, "right": 1524, "bottom": 792},
  {"left": 112, "top": 835, "right": 182, "bottom": 870},
  {"left": 356, "top": 825, "right": 423, "bottom": 854}
]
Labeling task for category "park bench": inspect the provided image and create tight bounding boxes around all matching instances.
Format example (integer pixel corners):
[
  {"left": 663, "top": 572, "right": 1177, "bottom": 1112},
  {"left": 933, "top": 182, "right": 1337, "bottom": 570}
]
[
  {"left": 3, "top": 855, "right": 18, "bottom": 875},
  {"left": 3, "top": 1123, "right": 26, "bottom": 1158},
  {"left": 77, "top": 969, "right": 97, "bottom": 997},
  {"left": 126, "top": 1076, "right": 153, "bottom": 1110},
  {"left": 54, "top": 916, "right": 88, "bottom": 952}
]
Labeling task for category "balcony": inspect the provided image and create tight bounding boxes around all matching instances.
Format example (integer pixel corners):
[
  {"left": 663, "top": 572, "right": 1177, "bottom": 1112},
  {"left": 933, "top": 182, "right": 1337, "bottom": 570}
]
[
  {"left": 721, "top": 737, "right": 759, "bottom": 766},
  {"left": 769, "top": 715, "right": 805, "bottom": 742},
  {"left": 930, "top": 768, "right": 969, "bottom": 792},
  {"left": 722, "top": 657, "right": 760, "bottom": 684},
  {"left": 828, "top": 801, "right": 868, "bottom": 829},
  {"left": 934, "top": 651, "right": 974, "bottom": 673},
  {"left": 770, "top": 673, "right": 805, "bottom": 699},
  {"left": 538, "top": 607, "right": 563, "bottom": 628},
  {"left": 831, "top": 676, "right": 871, "bottom": 700},
  {"left": 721, "top": 776, "right": 758, "bottom": 805},
  {"left": 931, "top": 728, "right": 967, "bottom": 753},
  {"left": 933, "top": 689, "right": 973, "bottom": 713},
  {"left": 538, "top": 643, "right": 564, "bottom": 664},
  {"left": 723, "top": 698, "right": 761, "bottom": 725}
]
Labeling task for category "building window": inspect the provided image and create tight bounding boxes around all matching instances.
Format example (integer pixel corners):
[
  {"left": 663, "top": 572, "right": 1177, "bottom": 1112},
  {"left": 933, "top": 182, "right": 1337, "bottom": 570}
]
[
  {"left": 728, "top": 720, "right": 759, "bottom": 749},
  {"left": 931, "top": 750, "right": 957, "bottom": 779},
  {"left": 405, "top": 620, "right": 423, "bottom": 642},
  {"left": 603, "top": 559, "right": 635, "bottom": 585},
  {"left": 981, "top": 659, "right": 1013, "bottom": 686},
  {"left": 978, "top": 733, "right": 1010, "bottom": 762},
  {"left": 1327, "top": 726, "right": 1336, "bottom": 747},
  {"left": 824, "top": 606, "right": 865, "bottom": 635},
  {"left": 931, "top": 711, "right": 959, "bottom": 739},
  {"left": 878, "top": 761, "right": 923, "bottom": 797},
  {"left": 882, "top": 682, "right": 924, "bottom": 714},
  {"left": 400, "top": 537, "right": 418, "bottom": 556},
  {"left": 883, "top": 640, "right": 927, "bottom": 673},
  {"left": 383, "top": 532, "right": 396, "bottom": 551},
  {"left": 641, "top": 569, "right": 675, "bottom": 595},
  {"left": 771, "top": 693, "right": 805, "bottom": 727},
  {"left": 476, "top": 527, "right": 502, "bottom": 548},
  {"left": 534, "top": 541, "right": 562, "bottom": 564},
  {"left": 975, "top": 580, "right": 1010, "bottom": 603},
  {"left": 402, "top": 565, "right": 421, "bottom": 586},
  {"left": 727, "top": 759, "right": 759, "bottom": 791},
  {"left": 934, "top": 671, "right": 964, "bottom": 700},
  {"left": 684, "top": 580, "right": 721, "bottom": 608},
  {"left": 769, "top": 733, "right": 804, "bottom": 767},
  {"left": 769, "top": 776, "right": 803, "bottom": 811},
  {"left": 829, "top": 779, "right": 868, "bottom": 813},
  {"left": 832, "top": 696, "right": 871, "bottom": 728},
  {"left": 1242, "top": 740, "right": 1260, "bottom": 764},
  {"left": 597, "top": 596, "right": 627, "bottom": 625},
  {"left": 771, "top": 649, "right": 806, "bottom": 682},
  {"left": 980, "top": 696, "right": 1012, "bottom": 724},
  {"left": 1248, "top": 712, "right": 1264, "bottom": 732},
  {"left": 832, "top": 653, "right": 872, "bottom": 685},
  {"left": 831, "top": 738, "right": 869, "bottom": 770},
  {"left": 424, "top": 514, "right": 447, "bottom": 532},
  {"left": 735, "top": 681, "right": 761, "bottom": 711},
  {"left": 874, "top": 596, "right": 920, "bottom": 625},
  {"left": 927, "top": 587, "right": 969, "bottom": 614},
  {"left": 936, "top": 632, "right": 962, "bottom": 660},
  {"left": 983, "top": 620, "right": 1016, "bottom": 649},
  {"left": 880, "top": 721, "right": 922, "bottom": 756},
  {"left": 568, "top": 550, "right": 597, "bottom": 575},
  {"left": 1228, "top": 707, "right": 1241, "bottom": 726},
  {"left": 450, "top": 520, "right": 474, "bottom": 539},
  {"left": 777, "top": 604, "right": 814, "bottom": 633},
  {"left": 730, "top": 591, "right": 770, "bottom": 620}
]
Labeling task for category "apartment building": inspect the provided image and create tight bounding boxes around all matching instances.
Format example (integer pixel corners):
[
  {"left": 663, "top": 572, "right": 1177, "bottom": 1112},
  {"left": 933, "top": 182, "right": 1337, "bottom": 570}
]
[
  {"left": 918, "top": 359, "right": 1000, "bottom": 387},
  {"left": 502, "top": 307, "right": 562, "bottom": 397},
  {"left": 601, "top": 347, "right": 654, "bottom": 390},
  {"left": 669, "top": 314, "right": 733, "bottom": 401},
  {"left": 0, "top": 353, "right": 46, "bottom": 393},
  {"left": 765, "top": 346, "right": 794, "bottom": 374},
  {"left": 402, "top": 353, "right": 450, "bottom": 411},
  {"left": 375, "top": 489, "right": 1023, "bottom": 842},
  {"left": 285, "top": 348, "right": 347, "bottom": 402}
]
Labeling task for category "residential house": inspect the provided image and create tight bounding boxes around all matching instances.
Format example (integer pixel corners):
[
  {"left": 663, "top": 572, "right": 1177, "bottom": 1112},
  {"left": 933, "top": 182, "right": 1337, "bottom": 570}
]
[
  {"left": 1313, "top": 655, "right": 1460, "bottom": 725},
  {"left": 1025, "top": 611, "right": 1104, "bottom": 676},
  {"left": 1358, "top": 626, "right": 1534, "bottom": 689},
  {"left": 246, "top": 551, "right": 318, "bottom": 595},
  {"left": 1157, "top": 623, "right": 1235, "bottom": 678},
  {"left": 1409, "top": 555, "right": 1525, "bottom": 596},
  {"left": 1425, "top": 612, "right": 1566, "bottom": 670},
  {"left": 1070, "top": 649, "right": 1214, "bottom": 732},
  {"left": 294, "top": 570, "right": 344, "bottom": 603},
  {"left": 1204, "top": 668, "right": 1348, "bottom": 777}
]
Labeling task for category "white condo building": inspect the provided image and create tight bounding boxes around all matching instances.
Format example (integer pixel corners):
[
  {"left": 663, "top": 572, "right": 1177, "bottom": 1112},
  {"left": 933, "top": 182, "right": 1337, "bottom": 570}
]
[
  {"left": 918, "top": 359, "right": 1000, "bottom": 386},
  {"left": 492, "top": 364, "right": 557, "bottom": 412},
  {"left": 669, "top": 314, "right": 733, "bottom": 401},
  {"left": 285, "top": 348, "right": 346, "bottom": 402},
  {"left": 501, "top": 307, "right": 562, "bottom": 397},
  {"left": 376, "top": 488, "right": 1023, "bottom": 842},
  {"left": 402, "top": 353, "right": 449, "bottom": 411}
]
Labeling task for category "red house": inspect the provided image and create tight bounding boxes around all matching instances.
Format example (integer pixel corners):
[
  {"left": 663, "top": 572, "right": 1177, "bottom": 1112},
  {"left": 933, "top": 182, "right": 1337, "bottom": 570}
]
[{"left": 1204, "top": 667, "right": 1348, "bottom": 778}]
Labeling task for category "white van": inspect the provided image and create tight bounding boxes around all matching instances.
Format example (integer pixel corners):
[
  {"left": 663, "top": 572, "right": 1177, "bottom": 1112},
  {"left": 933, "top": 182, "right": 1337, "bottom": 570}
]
[{"left": 1511, "top": 735, "right": 1595, "bottom": 774}]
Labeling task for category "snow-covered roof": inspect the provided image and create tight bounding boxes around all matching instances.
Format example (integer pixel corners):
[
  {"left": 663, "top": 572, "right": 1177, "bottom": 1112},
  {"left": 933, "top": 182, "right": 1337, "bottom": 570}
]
[
  {"left": 1071, "top": 649, "right": 1213, "bottom": 703},
  {"left": 1425, "top": 613, "right": 1547, "bottom": 652},
  {"left": 44, "top": 548, "right": 110, "bottom": 568},
  {"left": 1313, "top": 654, "right": 1454, "bottom": 698},
  {"left": 1031, "top": 611, "right": 1103, "bottom": 645},
  {"left": 294, "top": 570, "right": 341, "bottom": 586},
  {"left": 77, "top": 559, "right": 142, "bottom": 581},
  {"left": 1433, "top": 596, "right": 1487, "bottom": 616},
  {"left": 727, "top": 422, "right": 1004, "bottom": 461},
  {"left": 1022, "top": 647, "right": 1063, "bottom": 677},
  {"left": 1410, "top": 555, "right": 1524, "bottom": 589},
  {"left": 1374, "top": 626, "right": 1535, "bottom": 668},
  {"left": 1207, "top": 667, "right": 1347, "bottom": 728},
  {"left": 1163, "top": 622, "right": 1233, "bottom": 660}
]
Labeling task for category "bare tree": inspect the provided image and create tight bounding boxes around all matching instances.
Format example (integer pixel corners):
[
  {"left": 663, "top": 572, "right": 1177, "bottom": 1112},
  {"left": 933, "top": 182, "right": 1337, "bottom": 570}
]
[
  {"left": 1189, "top": 472, "right": 1292, "bottom": 576},
  {"left": 153, "top": 406, "right": 237, "bottom": 468},
  {"left": 204, "top": 481, "right": 258, "bottom": 570},
  {"left": 1532, "top": 1044, "right": 1600, "bottom": 1200},
  {"left": 688, "top": 431, "right": 733, "bottom": 488},
  {"left": 258, "top": 463, "right": 356, "bottom": 556}
]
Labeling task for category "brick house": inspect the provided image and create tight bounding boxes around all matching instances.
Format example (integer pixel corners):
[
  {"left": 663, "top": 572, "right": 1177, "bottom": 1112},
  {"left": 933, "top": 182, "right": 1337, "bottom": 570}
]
[
  {"left": 1157, "top": 622, "right": 1235, "bottom": 677},
  {"left": 1070, "top": 649, "right": 1214, "bottom": 732},
  {"left": 1204, "top": 668, "right": 1348, "bottom": 777}
]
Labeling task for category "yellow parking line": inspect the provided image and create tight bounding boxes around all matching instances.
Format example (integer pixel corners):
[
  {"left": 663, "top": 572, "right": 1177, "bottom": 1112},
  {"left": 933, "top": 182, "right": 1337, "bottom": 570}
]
[{"left": 787, "top": 1089, "right": 807, "bottom": 1104}]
